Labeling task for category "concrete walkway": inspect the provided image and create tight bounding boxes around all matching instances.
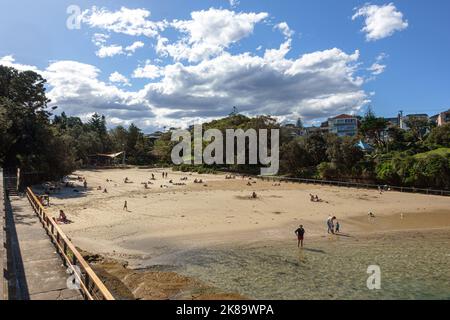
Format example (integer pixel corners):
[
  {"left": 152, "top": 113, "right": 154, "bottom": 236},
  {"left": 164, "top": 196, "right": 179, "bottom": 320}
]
[
  {"left": 1, "top": 171, "right": 4, "bottom": 300},
  {"left": 6, "top": 195, "right": 82, "bottom": 300}
]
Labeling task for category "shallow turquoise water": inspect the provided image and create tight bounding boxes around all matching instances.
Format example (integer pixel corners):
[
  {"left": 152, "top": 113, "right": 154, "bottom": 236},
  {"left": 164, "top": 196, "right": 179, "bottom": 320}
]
[{"left": 152, "top": 231, "right": 450, "bottom": 299}]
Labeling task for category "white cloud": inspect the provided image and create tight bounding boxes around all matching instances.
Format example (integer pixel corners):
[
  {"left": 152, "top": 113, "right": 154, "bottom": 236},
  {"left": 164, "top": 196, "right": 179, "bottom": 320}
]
[
  {"left": 229, "top": 0, "right": 240, "bottom": 8},
  {"left": 96, "top": 44, "right": 124, "bottom": 58},
  {"left": 125, "top": 41, "right": 144, "bottom": 54},
  {"left": 132, "top": 61, "right": 161, "bottom": 79},
  {"left": 368, "top": 63, "right": 386, "bottom": 75},
  {"left": 352, "top": 3, "right": 408, "bottom": 41},
  {"left": 1, "top": 6, "right": 380, "bottom": 131},
  {"left": 367, "top": 52, "right": 388, "bottom": 76},
  {"left": 139, "top": 47, "right": 369, "bottom": 122},
  {"left": 275, "top": 22, "right": 294, "bottom": 38},
  {"left": 156, "top": 8, "right": 268, "bottom": 62},
  {"left": 0, "top": 56, "right": 156, "bottom": 129},
  {"left": 81, "top": 6, "right": 166, "bottom": 38},
  {"left": 92, "top": 33, "right": 110, "bottom": 46},
  {"left": 109, "top": 71, "right": 131, "bottom": 86},
  {"left": 93, "top": 37, "right": 144, "bottom": 58},
  {"left": 0, "top": 55, "right": 39, "bottom": 72}
]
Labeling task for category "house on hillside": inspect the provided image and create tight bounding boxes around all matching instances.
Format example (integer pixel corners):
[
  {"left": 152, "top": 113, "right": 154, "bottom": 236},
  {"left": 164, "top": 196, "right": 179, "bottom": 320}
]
[
  {"left": 399, "top": 114, "right": 429, "bottom": 130},
  {"left": 437, "top": 109, "right": 450, "bottom": 126},
  {"left": 327, "top": 114, "right": 359, "bottom": 137}
]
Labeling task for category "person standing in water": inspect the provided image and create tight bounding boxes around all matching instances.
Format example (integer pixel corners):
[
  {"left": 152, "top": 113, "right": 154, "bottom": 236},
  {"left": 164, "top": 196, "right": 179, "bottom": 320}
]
[{"left": 295, "top": 225, "right": 305, "bottom": 248}]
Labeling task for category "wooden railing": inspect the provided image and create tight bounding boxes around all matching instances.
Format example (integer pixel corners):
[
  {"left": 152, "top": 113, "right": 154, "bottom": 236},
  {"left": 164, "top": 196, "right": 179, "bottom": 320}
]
[{"left": 26, "top": 187, "right": 115, "bottom": 300}]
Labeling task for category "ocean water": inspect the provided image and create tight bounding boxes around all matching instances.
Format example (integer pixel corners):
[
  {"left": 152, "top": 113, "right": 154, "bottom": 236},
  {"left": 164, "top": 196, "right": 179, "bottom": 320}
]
[{"left": 151, "top": 231, "right": 450, "bottom": 300}]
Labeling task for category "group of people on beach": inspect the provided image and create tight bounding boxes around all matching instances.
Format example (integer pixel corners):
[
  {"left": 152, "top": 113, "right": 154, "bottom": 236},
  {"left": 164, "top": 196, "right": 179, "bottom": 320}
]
[
  {"left": 294, "top": 215, "right": 342, "bottom": 248},
  {"left": 327, "top": 215, "right": 340, "bottom": 234}
]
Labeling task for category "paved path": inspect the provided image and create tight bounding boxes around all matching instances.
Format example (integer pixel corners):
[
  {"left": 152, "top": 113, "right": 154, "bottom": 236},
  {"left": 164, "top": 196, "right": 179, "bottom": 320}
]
[
  {"left": 1, "top": 170, "right": 4, "bottom": 300},
  {"left": 6, "top": 195, "right": 82, "bottom": 300}
]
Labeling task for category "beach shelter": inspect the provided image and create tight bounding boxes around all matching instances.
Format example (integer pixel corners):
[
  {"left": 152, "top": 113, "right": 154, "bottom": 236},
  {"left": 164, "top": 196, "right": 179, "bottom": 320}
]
[
  {"left": 355, "top": 140, "right": 374, "bottom": 152},
  {"left": 87, "top": 151, "right": 125, "bottom": 166}
]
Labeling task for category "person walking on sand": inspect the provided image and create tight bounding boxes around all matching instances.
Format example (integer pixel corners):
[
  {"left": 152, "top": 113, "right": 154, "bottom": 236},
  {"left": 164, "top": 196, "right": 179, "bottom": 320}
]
[
  {"left": 123, "top": 200, "right": 128, "bottom": 211},
  {"left": 295, "top": 225, "right": 305, "bottom": 248},
  {"left": 335, "top": 220, "right": 340, "bottom": 233}
]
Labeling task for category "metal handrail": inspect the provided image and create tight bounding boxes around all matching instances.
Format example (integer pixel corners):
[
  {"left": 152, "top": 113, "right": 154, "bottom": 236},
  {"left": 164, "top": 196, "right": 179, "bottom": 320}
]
[
  {"left": 257, "top": 176, "right": 450, "bottom": 197},
  {"left": 26, "top": 187, "right": 114, "bottom": 300}
]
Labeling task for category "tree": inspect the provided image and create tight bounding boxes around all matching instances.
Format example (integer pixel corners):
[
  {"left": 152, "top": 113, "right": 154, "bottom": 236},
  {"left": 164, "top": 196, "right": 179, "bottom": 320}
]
[
  {"left": 404, "top": 116, "right": 430, "bottom": 142},
  {"left": 359, "top": 108, "right": 388, "bottom": 148},
  {"left": 0, "top": 66, "right": 77, "bottom": 181},
  {"left": 426, "top": 123, "right": 450, "bottom": 148},
  {"left": 300, "top": 132, "right": 328, "bottom": 166}
]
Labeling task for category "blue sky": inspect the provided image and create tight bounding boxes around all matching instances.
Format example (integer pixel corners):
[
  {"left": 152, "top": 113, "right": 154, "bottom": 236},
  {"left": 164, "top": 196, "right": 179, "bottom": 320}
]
[{"left": 1, "top": 0, "right": 449, "bottom": 132}]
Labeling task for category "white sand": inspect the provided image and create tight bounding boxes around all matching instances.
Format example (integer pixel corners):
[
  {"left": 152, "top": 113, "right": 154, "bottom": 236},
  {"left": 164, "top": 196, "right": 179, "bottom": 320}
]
[{"left": 41, "top": 168, "right": 450, "bottom": 263}]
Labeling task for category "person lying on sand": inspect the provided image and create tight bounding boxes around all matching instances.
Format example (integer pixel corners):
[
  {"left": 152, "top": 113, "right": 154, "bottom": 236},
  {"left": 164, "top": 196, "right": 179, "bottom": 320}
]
[
  {"left": 97, "top": 186, "right": 102, "bottom": 190},
  {"left": 295, "top": 225, "right": 305, "bottom": 248},
  {"left": 247, "top": 182, "right": 252, "bottom": 186},
  {"left": 368, "top": 212, "right": 375, "bottom": 218},
  {"left": 56, "top": 210, "right": 71, "bottom": 224}
]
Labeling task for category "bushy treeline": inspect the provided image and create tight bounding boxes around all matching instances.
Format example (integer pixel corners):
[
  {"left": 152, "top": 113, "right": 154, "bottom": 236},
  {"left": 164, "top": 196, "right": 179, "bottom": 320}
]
[
  {"left": 159, "top": 110, "right": 450, "bottom": 190},
  {"left": 0, "top": 66, "right": 155, "bottom": 180},
  {"left": 1, "top": 65, "right": 449, "bottom": 189}
]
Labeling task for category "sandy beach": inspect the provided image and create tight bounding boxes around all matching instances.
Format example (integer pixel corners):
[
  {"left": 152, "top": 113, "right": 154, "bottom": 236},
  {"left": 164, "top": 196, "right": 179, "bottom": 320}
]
[
  {"left": 41, "top": 168, "right": 450, "bottom": 259},
  {"left": 35, "top": 167, "right": 450, "bottom": 299}
]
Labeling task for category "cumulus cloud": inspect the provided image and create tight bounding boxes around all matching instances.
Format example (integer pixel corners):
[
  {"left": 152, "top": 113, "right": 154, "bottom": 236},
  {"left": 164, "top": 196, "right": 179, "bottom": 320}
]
[
  {"left": 229, "top": 0, "right": 240, "bottom": 8},
  {"left": 368, "top": 63, "right": 386, "bottom": 75},
  {"left": 275, "top": 22, "right": 294, "bottom": 39},
  {"left": 0, "top": 56, "right": 156, "bottom": 129},
  {"left": 109, "top": 71, "right": 131, "bottom": 86},
  {"left": 132, "top": 61, "right": 161, "bottom": 79},
  {"left": 138, "top": 47, "right": 368, "bottom": 122},
  {"left": 352, "top": 3, "right": 408, "bottom": 41},
  {"left": 156, "top": 8, "right": 268, "bottom": 62},
  {"left": 125, "top": 41, "right": 144, "bottom": 54},
  {"left": 93, "top": 39, "right": 144, "bottom": 58},
  {"left": 0, "top": 55, "right": 39, "bottom": 72},
  {"left": 1, "top": 6, "right": 378, "bottom": 131},
  {"left": 96, "top": 44, "right": 124, "bottom": 58},
  {"left": 81, "top": 6, "right": 166, "bottom": 37}
]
